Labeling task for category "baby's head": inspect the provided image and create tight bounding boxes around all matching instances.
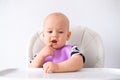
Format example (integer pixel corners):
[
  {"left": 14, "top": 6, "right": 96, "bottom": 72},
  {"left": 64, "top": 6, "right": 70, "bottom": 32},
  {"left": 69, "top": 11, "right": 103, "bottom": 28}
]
[{"left": 42, "top": 12, "right": 71, "bottom": 49}]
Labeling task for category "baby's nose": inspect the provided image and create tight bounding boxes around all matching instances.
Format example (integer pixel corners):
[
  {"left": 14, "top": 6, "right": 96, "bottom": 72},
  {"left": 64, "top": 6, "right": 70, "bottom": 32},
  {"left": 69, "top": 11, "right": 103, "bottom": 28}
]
[{"left": 52, "top": 32, "right": 58, "bottom": 37}]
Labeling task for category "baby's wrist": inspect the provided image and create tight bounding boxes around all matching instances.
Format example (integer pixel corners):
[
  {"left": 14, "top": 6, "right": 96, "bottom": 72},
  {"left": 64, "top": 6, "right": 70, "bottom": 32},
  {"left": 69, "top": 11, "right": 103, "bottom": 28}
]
[{"left": 53, "top": 64, "right": 59, "bottom": 72}]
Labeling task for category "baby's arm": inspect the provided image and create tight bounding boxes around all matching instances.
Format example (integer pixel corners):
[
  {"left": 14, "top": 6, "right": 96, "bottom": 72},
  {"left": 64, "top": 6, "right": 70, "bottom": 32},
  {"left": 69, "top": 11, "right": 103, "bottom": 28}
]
[
  {"left": 28, "top": 45, "right": 55, "bottom": 68},
  {"left": 56, "top": 54, "right": 84, "bottom": 72},
  {"left": 43, "top": 54, "right": 84, "bottom": 73},
  {"left": 28, "top": 52, "right": 46, "bottom": 68}
]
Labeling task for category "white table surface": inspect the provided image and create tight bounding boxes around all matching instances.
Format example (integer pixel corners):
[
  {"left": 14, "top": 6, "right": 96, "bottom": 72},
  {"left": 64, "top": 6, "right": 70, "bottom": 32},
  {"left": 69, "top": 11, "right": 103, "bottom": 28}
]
[{"left": 0, "top": 68, "right": 120, "bottom": 80}]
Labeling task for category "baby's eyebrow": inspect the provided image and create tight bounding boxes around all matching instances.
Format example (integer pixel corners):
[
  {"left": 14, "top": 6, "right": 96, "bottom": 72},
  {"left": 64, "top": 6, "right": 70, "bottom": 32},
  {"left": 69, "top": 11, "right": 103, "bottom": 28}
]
[{"left": 58, "top": 28, "right": 65, "bottom": 30}]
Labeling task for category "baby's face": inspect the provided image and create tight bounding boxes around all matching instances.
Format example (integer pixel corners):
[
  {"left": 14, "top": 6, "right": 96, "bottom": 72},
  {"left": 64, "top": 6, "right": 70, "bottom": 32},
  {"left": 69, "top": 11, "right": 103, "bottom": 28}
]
[{"left": 43, "top": 14, "right": 71, "bottom": 49}]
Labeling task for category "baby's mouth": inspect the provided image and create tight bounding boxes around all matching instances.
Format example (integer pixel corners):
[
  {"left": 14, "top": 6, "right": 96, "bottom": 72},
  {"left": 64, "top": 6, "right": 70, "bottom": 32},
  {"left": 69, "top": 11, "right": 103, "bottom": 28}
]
[{"left": 51, "top": 40, "right": 57, "bottom": 43}]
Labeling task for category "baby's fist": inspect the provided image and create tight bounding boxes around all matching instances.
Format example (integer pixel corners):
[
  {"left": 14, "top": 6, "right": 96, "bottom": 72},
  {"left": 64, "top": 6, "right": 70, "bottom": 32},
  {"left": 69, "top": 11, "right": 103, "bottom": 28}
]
[{"left": 43, "top": 62, "right": 58, "bottom": 73}]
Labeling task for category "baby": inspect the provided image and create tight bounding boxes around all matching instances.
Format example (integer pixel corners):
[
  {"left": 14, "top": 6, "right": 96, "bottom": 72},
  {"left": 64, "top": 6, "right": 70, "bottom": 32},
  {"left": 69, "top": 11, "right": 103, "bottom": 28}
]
[{"left": 29, "top": 12, "right": 85, "bottom": 73}]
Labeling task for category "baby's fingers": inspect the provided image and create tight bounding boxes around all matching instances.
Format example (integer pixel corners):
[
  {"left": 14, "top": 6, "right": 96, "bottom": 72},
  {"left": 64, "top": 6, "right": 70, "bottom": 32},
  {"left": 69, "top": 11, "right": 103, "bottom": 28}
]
[
  {"left": 47, "top": 68, "right": 52, "bottom": 73},
  {"left": 43, "top": 64, "right": 48, "bottom": 73},
  {"left": 46, "top": 42, "right": 52, "bottom": 47},
  {"left": 43, "top": 63, "right": 52, "bottom": 73}
]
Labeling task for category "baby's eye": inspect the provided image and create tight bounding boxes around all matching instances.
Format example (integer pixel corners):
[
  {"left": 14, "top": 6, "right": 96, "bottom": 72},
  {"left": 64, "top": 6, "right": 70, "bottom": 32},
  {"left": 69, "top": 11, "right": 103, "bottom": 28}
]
[
  {"left": 47, "top": 31, "right": 52, "bottom": 33},
  {"left": 58, "top": 31, "right": 64, "bottom": 34}
]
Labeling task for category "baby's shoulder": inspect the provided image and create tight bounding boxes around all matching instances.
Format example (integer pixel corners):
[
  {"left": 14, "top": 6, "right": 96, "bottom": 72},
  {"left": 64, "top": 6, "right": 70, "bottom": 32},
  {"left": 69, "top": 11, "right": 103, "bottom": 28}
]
[{"left": 62, "top": 45, "right": 80, "bottom": 51}]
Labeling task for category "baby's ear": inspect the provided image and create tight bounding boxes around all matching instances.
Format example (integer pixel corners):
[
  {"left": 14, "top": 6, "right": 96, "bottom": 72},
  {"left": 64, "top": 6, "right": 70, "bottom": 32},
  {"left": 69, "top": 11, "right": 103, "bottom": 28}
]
[
  {"left": 67, "top": 31, "right": 71, "bottom": 40},
  {"left": 41, "top": 31, "right": 44, "bottom": 37},
  {"left": 39, "top": 31, "right": 44, "bottom": 40}
]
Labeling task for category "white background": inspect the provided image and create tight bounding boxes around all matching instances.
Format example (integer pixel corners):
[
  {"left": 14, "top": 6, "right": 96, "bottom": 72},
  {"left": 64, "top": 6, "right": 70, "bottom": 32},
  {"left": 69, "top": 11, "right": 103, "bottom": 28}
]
[{"left": 0, "top": 0, "right": 120, "bottom": 69}]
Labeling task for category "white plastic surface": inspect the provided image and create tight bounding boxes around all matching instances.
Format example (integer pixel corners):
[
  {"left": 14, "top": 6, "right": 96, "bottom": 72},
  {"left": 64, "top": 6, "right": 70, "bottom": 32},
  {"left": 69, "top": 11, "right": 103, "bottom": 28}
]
[{"left": 0, "top": 68, "right": 120, "bottom": 80}]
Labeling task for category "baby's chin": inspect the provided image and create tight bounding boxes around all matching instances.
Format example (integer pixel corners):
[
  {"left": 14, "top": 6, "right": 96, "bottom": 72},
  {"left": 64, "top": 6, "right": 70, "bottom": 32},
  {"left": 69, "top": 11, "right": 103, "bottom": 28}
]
[
  {"left": 51, "top": 46, "right": 60, "bottom": 49},
  {"left": 52, "top": 45, "right": 65, "bottom": 49}
]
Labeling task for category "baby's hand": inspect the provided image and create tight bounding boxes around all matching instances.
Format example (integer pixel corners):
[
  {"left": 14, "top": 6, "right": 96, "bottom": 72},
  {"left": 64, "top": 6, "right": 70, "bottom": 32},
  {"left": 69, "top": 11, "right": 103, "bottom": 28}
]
[
  {"left": 43, "top": 62, "right": 58, "bottom": 73},
  {"left": 39, "top": 44, "right": 55, "bottom": 58}
]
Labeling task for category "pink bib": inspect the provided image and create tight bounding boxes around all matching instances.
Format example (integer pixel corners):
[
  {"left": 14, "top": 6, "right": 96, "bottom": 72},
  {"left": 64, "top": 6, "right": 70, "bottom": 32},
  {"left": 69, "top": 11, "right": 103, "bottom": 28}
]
[{"left": 44, "top": 45, "right": 72, "bottom": 63}]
